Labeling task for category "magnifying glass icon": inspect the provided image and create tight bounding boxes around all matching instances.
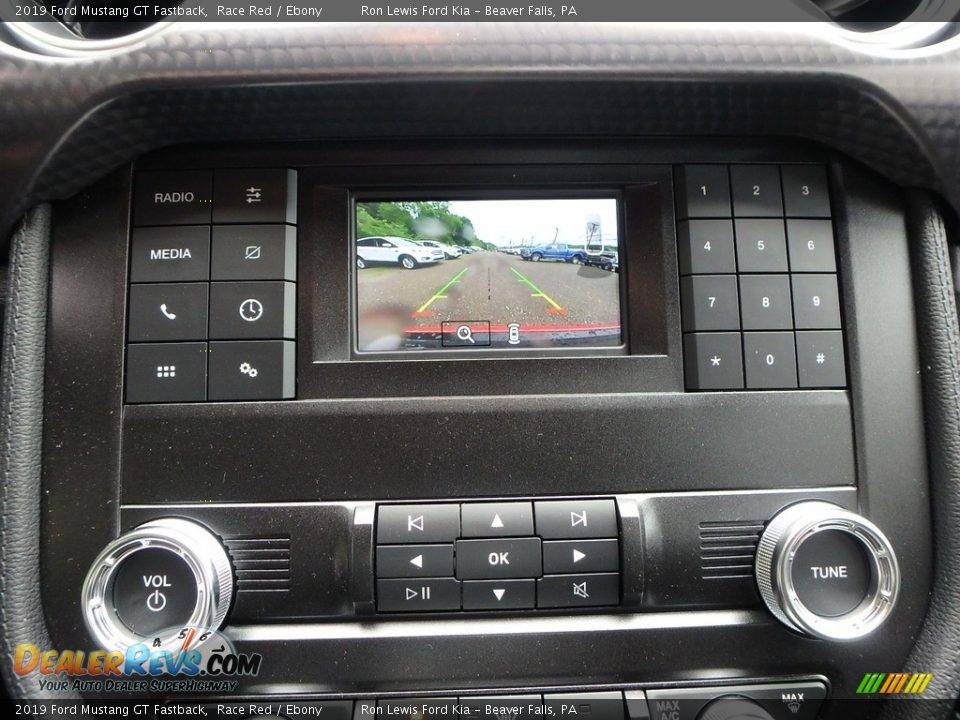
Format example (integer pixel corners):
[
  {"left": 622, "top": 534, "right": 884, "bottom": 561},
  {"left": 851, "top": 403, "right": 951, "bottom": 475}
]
[{"left": 456, "top": 325, "right": 475, "bottom": 344}]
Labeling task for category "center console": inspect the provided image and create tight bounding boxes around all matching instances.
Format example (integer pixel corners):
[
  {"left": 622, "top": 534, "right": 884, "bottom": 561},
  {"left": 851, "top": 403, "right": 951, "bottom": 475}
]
[{"left": 39, "top": 139, "right": 930, "bottom": 718}]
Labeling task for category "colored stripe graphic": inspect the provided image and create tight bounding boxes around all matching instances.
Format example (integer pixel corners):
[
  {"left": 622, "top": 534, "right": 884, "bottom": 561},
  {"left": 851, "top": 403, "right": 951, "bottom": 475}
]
[{"left": 857, "top": 673, "right": 932, "bottom": 694}]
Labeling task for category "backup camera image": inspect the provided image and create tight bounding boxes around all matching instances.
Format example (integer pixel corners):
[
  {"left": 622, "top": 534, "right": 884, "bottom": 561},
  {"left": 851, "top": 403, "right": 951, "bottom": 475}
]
[{"left": 355, "top": 198, "right": 623, "bottom": 352}]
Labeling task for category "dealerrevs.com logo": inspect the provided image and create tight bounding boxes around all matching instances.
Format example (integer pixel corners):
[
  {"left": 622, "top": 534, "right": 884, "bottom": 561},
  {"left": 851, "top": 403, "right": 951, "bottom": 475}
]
[{"left": 12, "top": 627, "right": 262, "bottom": 694}]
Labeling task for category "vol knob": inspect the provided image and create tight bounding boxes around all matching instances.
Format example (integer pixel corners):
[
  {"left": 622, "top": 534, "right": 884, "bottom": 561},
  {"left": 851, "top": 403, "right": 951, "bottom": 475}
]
[
  {"left": 82, "top": 518, "right": 234, "bottom": 651},
  {"left": 754, "top": 501, "right": 899, "bottom": 641}
]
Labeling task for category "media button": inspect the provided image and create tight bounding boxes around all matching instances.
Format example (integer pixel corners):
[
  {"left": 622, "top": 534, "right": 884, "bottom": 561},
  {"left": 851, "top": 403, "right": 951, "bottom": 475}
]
[
  {"left": 455, "top": 538, "right": 542, "bottom": 580},
  {"left": 377, "top": 504, "right": 460, "bottom": 544},
  {"left": 536, "top": 573, "right": 619, "bottom": 608},
  {"left": 130, "top": 226, "right": 210, "bottom": 283}
]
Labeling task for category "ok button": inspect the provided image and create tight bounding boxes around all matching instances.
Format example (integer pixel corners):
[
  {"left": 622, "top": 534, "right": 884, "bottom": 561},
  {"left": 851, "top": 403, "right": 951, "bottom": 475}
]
[
  {"left": 456, "top": 538, "right": 542, "bottom": 580},
  {"left": 111, "top": 548, "right": 199, "bottom": 636}
]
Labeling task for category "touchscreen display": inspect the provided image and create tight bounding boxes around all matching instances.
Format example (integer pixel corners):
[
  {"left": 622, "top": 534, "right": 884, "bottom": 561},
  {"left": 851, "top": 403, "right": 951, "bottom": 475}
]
[{"left": 355, "top": 198, "right": 622, "bottom": 352}]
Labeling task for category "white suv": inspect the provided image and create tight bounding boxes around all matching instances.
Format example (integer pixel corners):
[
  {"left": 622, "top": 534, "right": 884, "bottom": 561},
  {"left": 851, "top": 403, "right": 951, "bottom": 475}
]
[
  {"left": 356, "top": 236, "right": 444, "bottom": 269},
  {"left": 418, "top": 240, "right": 461, "bottom": 259}
]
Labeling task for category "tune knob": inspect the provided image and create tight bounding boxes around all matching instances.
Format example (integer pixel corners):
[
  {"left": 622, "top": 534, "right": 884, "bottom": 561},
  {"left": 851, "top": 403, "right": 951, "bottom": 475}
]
[
  {"left": 82, "top": 518, "right": 234, "bottom": 651},
  {"left": 754, "top": 501, "right": 899, "bottom": 641}
]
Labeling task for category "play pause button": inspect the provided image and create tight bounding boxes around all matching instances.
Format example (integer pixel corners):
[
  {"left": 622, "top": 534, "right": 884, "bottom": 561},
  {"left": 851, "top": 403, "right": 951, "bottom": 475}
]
[
  {"left": 377, "top": 578, "right": 461, "bottom": 612},
  {"left": 463, "top": 579, "right": 535, "bottom": 610}
]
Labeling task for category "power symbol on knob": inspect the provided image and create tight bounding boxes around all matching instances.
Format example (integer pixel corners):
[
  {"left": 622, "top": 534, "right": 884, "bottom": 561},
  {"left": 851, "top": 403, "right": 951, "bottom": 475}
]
[{"left": 146, "top": 590, "right": 167, "bottom": 613}]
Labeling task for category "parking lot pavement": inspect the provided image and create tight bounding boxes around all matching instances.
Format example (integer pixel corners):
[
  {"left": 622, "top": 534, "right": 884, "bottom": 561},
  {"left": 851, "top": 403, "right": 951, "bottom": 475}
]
[{"left": 357, "top": 251, "right": 621, "bottom": 327}]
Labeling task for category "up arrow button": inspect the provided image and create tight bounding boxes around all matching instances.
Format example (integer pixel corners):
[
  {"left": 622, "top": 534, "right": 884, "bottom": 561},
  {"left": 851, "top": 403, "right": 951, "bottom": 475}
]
[{"left": 461, "top": 502, "right": 533, "bottom": 537}]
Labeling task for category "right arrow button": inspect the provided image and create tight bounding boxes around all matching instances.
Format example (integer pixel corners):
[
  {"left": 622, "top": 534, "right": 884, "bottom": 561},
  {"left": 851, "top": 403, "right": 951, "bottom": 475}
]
[{"left": 543, "top": 539, "right": 620, "bottom": 574}]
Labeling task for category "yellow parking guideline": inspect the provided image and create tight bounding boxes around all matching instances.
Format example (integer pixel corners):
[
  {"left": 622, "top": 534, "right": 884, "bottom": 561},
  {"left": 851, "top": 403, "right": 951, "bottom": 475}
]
[
  {"left": 415, "top": 267, "right": 468, "bottom": 315},
  {"left": 508, "top": 266, "right": 565, "bottom": 312}
]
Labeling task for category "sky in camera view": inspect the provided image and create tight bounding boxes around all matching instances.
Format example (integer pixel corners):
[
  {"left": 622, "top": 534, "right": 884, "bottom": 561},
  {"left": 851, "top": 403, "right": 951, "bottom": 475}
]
[{"left": 446, "top": 199, "right": 619, "bottom": 248}]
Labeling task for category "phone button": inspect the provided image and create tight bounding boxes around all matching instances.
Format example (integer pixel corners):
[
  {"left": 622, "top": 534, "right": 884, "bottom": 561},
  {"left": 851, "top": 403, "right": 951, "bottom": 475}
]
[{"left": 128, "top": 283, "right": 209, "bottom": 342}]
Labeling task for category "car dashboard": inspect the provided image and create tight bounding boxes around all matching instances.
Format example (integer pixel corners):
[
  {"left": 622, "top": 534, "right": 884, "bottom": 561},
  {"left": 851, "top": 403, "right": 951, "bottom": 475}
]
[{"left": 1, "top": 12, "right": 960, "bottom": 720}]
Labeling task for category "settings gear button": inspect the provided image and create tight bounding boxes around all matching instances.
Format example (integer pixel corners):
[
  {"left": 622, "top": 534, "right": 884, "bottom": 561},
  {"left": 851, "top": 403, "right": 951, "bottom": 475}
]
[{"left": 208, "top": 341, "right": 295, "bottom": 401}]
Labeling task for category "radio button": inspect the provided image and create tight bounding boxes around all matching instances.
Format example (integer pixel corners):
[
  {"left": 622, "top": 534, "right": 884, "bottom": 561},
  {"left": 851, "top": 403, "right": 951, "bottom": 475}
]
[
  {"left": 376, "top": 578, "right": 461, "bottom": 612},
  {"left": 128, "top": 283, "right": 209, "bottom": 342},
  {"left": 462, "top": 579, "right": 536, "bottom": 610},
  {"left": 213, "top": 168, "right": 297, "bottom": 225},
  {"left": 211, "top": 225, "right": 297, "bottom": 282},
  {"left": 455, "top": 538, "right": 542, "bottom": 580},
  {"left": 207, "top": 340, "right": 295, "bottom": 401},
  {"left": 461, "top": 502, "right": 534, "bottom": 537},
  {"left": 534, "top": 499, "right": 618, "bottom": 539},
  {"left": 377, "top": 504, "right": 460, "bottom": 544},
  {"left": 130, "top": 226, "right": 210, "bottom": 283},
  {"left": 734, "top": 219, "right": 789, "bottom": 273},
  {"left": 134, "top": 170, "right": 212, "bottom": 226},
  {"left": 677, "top": 220, "right": 736, "bottom": 275},
  {"left": 680, "top": 275, "right": 740, "bottom": 332},
  {"left": 782, "top": 165, "right": 832, "bottom": 218},
  {"left": 543, "top": 539, "right": 619, "bottom": 574},
  {"left": 730, "top": 165, "right": 784, "bottom": 217},
  {"left": 376, "top": 544, "right": 454, "bottom": 579},
  {"left": 743, "top": 332, "right": 798, "bottom": 389},
  {"left": 675, "top": 166, "right": 732, "bottom": 219},
  {"left": 682, "top": 333, "right": 744, "bottom": 391},
  {"left": 739, "top": 275, "right": 793, "bottom": 331},
  {"left": 537, "top": 573, "right": 619, "bottom": 608}
]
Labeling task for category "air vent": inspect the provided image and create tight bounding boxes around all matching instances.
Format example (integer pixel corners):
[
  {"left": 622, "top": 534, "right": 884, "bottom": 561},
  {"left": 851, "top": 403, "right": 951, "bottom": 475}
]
[
  {"left": 3, "top": 0, "right": 174, "bottom": 55},
  {"left": 699, "top": 520, "right": 763, "bottom": 581},
  {"left": 224, "top": 535, "right": 292, "bottom": 594}
]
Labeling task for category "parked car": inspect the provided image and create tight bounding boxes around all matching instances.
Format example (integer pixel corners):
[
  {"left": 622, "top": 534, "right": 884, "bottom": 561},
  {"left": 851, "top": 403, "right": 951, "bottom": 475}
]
[
  {"left": 356, "top": 236, "right": 444, "bottom": 269},
  {"left": 584, "top": 250, "right": 619, "bottom": 272},
  {"left": 520, "top": 243, "right": 587, "bottom": 263},
  {"left": 418, "top": 240, "right": 461, "bottom": 259}
]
